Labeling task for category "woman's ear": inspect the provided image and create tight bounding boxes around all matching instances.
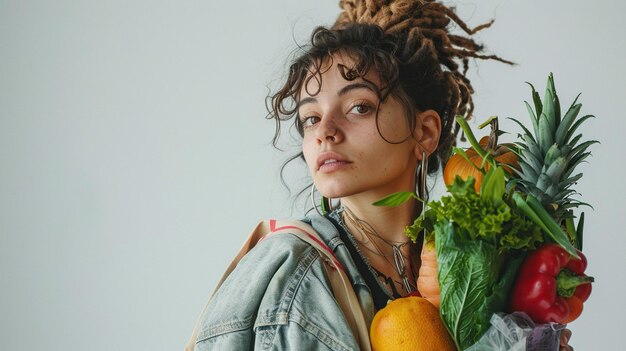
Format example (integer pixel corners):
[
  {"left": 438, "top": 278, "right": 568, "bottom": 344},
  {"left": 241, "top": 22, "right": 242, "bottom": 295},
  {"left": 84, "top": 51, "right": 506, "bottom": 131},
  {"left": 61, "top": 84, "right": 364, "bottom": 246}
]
[{"left": 413, "top": 109, "right": 441, "bottom": 158}]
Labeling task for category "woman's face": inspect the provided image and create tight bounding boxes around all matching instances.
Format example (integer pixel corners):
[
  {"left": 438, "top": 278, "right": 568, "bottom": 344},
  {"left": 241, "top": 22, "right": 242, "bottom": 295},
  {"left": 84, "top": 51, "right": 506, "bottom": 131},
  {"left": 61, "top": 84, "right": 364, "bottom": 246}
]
[{"left": 299, "top": 53, "right": 423, "bottom": 204}]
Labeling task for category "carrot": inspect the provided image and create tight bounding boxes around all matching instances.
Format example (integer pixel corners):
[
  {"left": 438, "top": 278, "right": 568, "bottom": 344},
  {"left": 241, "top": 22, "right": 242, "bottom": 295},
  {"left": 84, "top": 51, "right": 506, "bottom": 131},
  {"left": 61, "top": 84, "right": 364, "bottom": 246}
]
[{"left": 417, "top": 240, "right": 441, "bottom": 308}]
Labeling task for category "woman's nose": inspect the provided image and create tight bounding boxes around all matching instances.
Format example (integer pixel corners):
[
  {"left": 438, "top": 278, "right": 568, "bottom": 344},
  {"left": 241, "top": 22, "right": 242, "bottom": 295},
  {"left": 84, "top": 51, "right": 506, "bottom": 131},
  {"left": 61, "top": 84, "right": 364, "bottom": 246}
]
[{"left": 315, "top": 113, "right": 343, "bottom": 144}]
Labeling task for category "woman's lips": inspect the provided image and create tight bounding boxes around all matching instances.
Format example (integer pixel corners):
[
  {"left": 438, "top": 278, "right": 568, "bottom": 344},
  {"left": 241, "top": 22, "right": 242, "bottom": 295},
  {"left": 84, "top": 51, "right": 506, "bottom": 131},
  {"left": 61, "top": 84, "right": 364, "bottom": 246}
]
[
  {"left": 319, "top": 159, "right": 350, "bottom": 173},
  {"left": 317, "top": 152, "right": 350, "bottom": 173}
]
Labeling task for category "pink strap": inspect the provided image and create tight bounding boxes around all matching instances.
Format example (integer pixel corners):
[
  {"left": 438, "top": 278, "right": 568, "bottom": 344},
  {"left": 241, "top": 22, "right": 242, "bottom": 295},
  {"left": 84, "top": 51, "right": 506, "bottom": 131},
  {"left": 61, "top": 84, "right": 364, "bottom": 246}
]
[{"left": 267, "top": 219, "right": 344, "bottom": 272}]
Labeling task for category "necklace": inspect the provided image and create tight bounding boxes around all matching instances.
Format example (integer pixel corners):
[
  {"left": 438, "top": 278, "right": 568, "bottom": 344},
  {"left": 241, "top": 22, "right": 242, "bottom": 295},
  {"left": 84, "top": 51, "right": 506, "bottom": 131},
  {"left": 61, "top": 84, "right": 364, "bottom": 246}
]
[{"left": 341, "top": 206, "right": 416, "bottom": 294}]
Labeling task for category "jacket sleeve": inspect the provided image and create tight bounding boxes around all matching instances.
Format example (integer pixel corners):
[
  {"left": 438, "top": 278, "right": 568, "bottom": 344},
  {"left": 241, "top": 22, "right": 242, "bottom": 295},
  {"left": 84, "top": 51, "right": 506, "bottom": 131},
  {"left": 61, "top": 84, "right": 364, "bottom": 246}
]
[{"left": 192, "top": 233, "right": 359, "bottom": 351}]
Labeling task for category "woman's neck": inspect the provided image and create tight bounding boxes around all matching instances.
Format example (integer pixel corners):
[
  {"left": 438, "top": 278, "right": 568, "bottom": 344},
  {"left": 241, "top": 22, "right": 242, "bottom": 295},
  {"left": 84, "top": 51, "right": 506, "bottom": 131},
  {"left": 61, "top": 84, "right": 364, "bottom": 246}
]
[
  {"left": 340, "top": 193, "right": 421, "bottom": 297},
  {"left": 340, "top": 195, "right": 419, "bottom": 244}
]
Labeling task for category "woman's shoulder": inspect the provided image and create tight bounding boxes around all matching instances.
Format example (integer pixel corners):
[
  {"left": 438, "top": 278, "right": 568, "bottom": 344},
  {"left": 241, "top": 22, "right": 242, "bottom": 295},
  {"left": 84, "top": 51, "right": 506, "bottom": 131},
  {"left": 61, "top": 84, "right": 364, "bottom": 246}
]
[
  {"left": 195, "top": 219, "right": 342, "bottom": 341},
  {"left": 193, "top": 216, "right": 365, "bottom": 350}
]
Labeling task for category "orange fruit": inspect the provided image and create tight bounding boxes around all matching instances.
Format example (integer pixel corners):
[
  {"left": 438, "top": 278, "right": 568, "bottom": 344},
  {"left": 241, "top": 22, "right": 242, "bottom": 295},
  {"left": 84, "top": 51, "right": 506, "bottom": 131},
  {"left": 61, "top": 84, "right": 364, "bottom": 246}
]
[
  {"left": 370, "top": 296, "right": 456, "bottom": 351},
  {"left": 443, "top": 136, "right": 518, "bottom": 193}
]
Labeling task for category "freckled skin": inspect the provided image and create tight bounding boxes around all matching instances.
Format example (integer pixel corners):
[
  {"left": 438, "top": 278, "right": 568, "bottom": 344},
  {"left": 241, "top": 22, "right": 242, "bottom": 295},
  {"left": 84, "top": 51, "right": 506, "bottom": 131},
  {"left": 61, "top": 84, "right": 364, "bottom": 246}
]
[{"left": 299, "top": 53, "right": 420, "bottom": 203}]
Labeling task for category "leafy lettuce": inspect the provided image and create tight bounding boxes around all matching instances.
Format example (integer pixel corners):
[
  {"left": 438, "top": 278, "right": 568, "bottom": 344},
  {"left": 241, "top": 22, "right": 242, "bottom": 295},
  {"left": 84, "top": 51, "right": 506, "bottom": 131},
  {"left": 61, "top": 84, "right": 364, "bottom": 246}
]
[{"left": 406, "top": 168, "right": 542, "bottom": 350}]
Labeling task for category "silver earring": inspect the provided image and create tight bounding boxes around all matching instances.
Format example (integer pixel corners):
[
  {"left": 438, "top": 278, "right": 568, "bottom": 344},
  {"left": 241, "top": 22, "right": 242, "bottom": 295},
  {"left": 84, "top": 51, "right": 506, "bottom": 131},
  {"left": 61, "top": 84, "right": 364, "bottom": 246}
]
[
  {"left": 418, "top": 151, "right": 428, "bottom": 234},
  {"left": 310, "top": 184, "right": 334, "bottom": 216},
  {"left": 418, "top": 151, "right": 428, "bottom": 203}
]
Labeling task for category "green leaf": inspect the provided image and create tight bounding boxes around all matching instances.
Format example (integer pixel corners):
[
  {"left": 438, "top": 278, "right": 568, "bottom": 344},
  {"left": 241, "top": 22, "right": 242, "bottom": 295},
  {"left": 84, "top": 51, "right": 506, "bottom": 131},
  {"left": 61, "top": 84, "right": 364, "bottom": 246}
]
[
  {"left": 321, "top": 196, "right": 330, "bottom": 214},
  {"left": 508, "top": 117, "right": 536, "bottom": 144},
  {"left": 524, "top": 194, "right": 579, "bottom": 258},
  {"left": 449, "top": 175, "right": 477, "bottom": 196},
  {"left": 436, "top": 221, "right": 490, "bottom": 350},
  {"left": 564, "top": 114, "right": 595, "bottom": 145},
  {"left": 524, "top": 100, "right": 541, "bottom": 140},
  {"left": 512, "top": 193, "right": 545, "bottom": 224},
  {"left": 435, "top": 221, "right": 520, "bottom": 350},
  {"left": 455, "top": 116, "right": 489, "bottom": 160},
  {"left": 480, "top": 166, "right": 505, "bottom": 205},
  {"left": 555, "top": 103, "right": 581, "bottom": 145},
  {"left": 543, "top": 73, "right": 561, "bottom": 130},
  {"left": 525, "top": 81, "right": 543, "bottom": 119},
  {"left": 577, "top": 212, "right": 585, "bottom": 251},
  {"left": 519, "top": 145, "right": 543, "bottom": 174},
  {"left": 544, "top": 157, "right": 567, "bottom": 179},
  {"left": 569, "top": 140, "right": 599, "bottom": 159},
  {"left": 372, "top": 191, "right": 419, "bottom": 207},
  {"left": 538, "top": 112, "right": 554, "bottom": 153},
  {"left": 565, "top": 216, "right": 577, "bottom": 243},
  {"left": 566, "top": 152, "right": 593, "bottom": 178},
  {"left": 544, "top": 144, "right": 562, "bottom": 165},
  {"left": 478, "top": 116, "right": 498, "bottom": 129}
]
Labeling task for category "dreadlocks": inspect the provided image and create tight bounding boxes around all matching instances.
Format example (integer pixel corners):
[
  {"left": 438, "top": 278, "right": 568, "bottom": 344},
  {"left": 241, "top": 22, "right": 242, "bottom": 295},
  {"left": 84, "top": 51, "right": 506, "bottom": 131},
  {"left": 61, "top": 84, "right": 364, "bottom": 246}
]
[{"left": 333, "top": 0, "right": 513, "bottom": 143}]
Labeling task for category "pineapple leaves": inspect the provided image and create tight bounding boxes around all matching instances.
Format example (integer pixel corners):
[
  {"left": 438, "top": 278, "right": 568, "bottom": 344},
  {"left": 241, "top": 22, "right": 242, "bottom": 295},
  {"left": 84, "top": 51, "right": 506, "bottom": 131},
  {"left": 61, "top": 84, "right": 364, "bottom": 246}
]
[
  {"left": 567, "top": 151, "right": 593, "bottom": 175},
  {"left": 555, "top": 103, "right": 582, "bottom": 145},
  {"left": 567, "top": 92, "right": 582, "bottom": 112},
  {"left": 511, "top": 73, "right": 596, "bottom": 235},
  {"left": 569, "top": 140, "right": 600, "bottom": 161},
  {"left": 525, "top": 81, "right": 543, "bottom": 118},
  {"left": 544, "top": 157, "right": 567, "bottom": 180},
  {"left": 568, "top": 134, "right": 583, "bottom": 150},
  {"left": 542, "top": 73, "right": 561, "bottom": 130},
  {"left": 508, "top": 117, "right": 536, "bottom": 145},
  {"left": 524, "top": 101, "right": 541, "bottom": 140},
  {"left": 538, "top": 113, "right": 554, "bottom": 153},
  {"left": 564, "top": 114, "right": 595, "bottom": 145}
]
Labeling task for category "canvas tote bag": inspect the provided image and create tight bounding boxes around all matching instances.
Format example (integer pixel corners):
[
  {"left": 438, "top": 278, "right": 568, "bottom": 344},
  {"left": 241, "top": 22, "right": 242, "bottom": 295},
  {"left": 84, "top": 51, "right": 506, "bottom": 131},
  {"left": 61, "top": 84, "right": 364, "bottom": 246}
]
[{"left": 184, "top": 219, "right": 372, "bottom": 351}]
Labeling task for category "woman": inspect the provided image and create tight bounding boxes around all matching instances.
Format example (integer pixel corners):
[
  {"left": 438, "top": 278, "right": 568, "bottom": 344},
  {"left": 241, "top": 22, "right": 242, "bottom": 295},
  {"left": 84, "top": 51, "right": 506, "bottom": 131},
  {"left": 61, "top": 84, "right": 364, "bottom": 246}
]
[{"left": 187, "top": 1, "right": 573, "bottom": 349}]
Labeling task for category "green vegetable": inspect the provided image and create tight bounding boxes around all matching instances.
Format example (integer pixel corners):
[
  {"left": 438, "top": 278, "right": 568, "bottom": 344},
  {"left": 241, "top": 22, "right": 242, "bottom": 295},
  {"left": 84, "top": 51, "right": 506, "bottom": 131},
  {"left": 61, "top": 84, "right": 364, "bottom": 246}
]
[
  {"left": 511, "top": 192, "right": 579, "bottom": 258},
  {"left": 435, "top": 220, "right": 525, "bottom": 350},
  {"left": 407, "top": 171, "right": 542, "bottom": 253},
  {"left": 406, "top": 167, "right": 542, "bottom": 349}
]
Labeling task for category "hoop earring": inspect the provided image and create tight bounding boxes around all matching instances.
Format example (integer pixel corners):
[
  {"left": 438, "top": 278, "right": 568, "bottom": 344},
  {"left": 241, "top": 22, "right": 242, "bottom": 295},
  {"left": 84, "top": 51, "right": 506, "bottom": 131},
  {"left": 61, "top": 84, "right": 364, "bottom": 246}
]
[
  {"left": 418, "top": 151, "right": 428, "bottom": 203},
  {"left": 310, "top": 184, "right": 334, "bottom": 216},
  {"left": 418, "top": 151, "right": 429, "bottom": 235}
]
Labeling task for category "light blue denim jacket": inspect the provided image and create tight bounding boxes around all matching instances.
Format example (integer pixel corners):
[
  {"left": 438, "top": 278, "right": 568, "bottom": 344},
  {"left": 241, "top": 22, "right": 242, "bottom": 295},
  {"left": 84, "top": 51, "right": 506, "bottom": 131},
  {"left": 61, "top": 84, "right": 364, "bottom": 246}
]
[{"left": 192, "top": 214, "right": 377, "bottom": 350}]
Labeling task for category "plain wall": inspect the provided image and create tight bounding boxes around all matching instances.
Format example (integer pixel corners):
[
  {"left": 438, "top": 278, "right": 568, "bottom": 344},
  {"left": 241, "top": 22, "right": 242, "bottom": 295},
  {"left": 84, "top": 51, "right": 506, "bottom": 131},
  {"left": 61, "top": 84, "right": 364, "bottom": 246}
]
[{"left": 1, "top": 1, "right": 624, "bottom": 349}]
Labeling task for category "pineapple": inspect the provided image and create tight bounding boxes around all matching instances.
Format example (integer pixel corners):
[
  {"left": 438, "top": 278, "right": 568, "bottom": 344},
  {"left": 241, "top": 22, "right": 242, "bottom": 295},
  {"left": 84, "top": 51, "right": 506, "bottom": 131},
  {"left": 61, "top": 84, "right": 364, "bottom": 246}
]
[{"left": 509, "top": 73, "right": 597, "bottom": 225}]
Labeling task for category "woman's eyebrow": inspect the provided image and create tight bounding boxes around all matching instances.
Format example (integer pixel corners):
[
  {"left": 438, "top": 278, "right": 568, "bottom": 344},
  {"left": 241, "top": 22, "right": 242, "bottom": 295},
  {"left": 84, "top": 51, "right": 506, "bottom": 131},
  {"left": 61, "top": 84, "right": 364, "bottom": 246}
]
[
  {"left": 338, "top": 82, "right": 378, "bottom": 96},
  {"left": 298, "top": 82, "right": 378, "bottom": 109},
  {"left": 297, "top": 97, "right": 317, "bottom": 109}
]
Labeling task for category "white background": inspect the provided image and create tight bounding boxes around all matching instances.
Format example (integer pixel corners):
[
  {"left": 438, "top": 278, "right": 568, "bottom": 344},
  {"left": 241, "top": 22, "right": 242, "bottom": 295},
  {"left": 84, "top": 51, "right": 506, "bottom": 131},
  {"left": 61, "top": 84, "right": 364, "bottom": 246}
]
[{"left": 1, "top": 1, "right": 624, "bottom": 350}]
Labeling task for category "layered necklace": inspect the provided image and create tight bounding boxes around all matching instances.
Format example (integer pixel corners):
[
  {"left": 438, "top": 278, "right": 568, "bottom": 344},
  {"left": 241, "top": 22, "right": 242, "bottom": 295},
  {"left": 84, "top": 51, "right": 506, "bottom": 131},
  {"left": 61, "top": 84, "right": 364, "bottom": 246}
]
[{"left": 341, "top": 206, "right": 416, "bottom": 295}]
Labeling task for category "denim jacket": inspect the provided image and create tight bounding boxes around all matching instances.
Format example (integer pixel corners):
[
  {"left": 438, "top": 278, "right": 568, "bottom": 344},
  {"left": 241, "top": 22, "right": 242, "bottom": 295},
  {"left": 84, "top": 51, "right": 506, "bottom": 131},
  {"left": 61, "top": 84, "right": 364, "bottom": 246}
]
[{"left": 192, "top": 214, "right": 376, "bottom": 351}]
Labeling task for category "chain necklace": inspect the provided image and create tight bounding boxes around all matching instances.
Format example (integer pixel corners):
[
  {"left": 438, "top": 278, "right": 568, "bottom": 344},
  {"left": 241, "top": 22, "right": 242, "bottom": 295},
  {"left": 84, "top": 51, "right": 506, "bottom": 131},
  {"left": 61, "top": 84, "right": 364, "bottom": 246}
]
[{"left": 341, "top": 206, "right": 416, "bottom": 294}]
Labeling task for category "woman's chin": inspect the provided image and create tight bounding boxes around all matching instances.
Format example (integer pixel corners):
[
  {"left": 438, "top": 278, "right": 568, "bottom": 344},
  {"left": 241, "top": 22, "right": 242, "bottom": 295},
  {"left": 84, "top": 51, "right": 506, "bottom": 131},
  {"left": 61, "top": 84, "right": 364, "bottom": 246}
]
[
  {"left": 319, "top": 191, "right": 344, "bottom": 200},
  {"left": 317, "top": 186, "right": 351, "bottom": 200}
]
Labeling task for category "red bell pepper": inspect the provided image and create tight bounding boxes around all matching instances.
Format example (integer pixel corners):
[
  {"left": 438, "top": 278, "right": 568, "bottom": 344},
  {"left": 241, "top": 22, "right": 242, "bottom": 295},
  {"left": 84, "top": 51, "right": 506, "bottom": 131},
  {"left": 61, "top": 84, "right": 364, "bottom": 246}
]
[{"left": 509, "top": 243, "right": 594, "bottom": 324}]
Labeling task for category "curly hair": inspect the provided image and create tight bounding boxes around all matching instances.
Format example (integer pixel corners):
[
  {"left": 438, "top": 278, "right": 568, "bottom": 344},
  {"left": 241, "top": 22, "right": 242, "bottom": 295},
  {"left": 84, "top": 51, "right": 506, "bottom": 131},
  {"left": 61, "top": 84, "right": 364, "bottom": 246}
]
[{"left": 268, "top": 0, "right": 511, "bottom": 179}]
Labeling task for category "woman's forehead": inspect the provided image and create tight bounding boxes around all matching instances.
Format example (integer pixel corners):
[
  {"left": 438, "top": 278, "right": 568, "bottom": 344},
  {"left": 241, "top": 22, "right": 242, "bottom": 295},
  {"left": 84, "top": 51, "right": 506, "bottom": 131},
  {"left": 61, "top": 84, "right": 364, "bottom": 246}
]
[{"left": 299, "top": 52, "right": 382, "bottom": 98}]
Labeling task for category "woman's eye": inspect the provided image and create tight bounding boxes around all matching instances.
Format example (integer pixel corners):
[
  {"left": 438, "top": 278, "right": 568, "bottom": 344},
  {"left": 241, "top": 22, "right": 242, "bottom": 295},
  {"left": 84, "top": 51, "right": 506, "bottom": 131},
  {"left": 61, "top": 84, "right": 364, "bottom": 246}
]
[
  {"left": 349, "top": 103, "right": 372, "bottom": 115},
  {"left": 301, "top": 116, "right": 320, "bottom": 128}
]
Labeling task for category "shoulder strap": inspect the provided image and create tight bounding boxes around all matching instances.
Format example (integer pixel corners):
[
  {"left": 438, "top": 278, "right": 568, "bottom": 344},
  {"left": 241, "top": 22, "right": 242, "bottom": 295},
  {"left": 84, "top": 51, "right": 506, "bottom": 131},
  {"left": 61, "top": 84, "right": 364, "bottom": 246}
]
[
  {"left": 267, "top": 220, "right": 371, "bottom": 351},
  {"left": 184, "top": 220, "right": 372, "bottom": 351}
]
